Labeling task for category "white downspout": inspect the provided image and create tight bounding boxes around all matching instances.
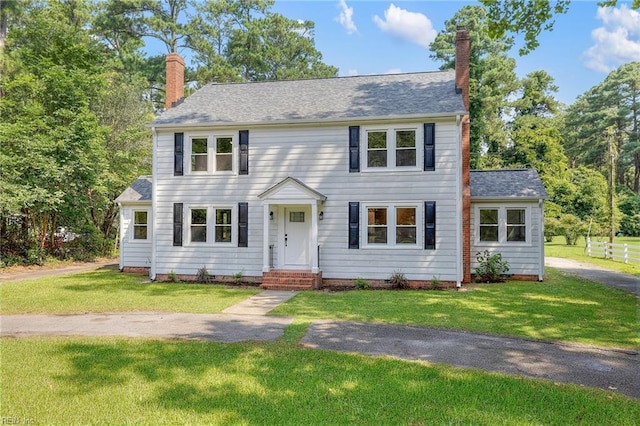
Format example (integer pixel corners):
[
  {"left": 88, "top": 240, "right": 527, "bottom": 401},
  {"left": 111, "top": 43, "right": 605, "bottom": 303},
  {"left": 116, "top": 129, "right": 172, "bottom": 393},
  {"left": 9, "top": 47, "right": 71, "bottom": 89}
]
[
  {"left": 539, "top": 199, "right": 545, "bottom": 281},
  {"left": 456, "top": 114, "right": 462, "bottom": 288},
  {"left": 150, "top": 126, "right": 158, "bottom": 281}
]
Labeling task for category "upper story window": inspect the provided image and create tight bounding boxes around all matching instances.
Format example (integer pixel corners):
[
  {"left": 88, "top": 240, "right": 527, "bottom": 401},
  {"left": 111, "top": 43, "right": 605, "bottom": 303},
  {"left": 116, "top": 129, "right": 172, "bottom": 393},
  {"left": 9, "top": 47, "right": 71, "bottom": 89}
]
[
  {"left": 188, "top": 134, "right": 235, "bottom": 174},
  {"left": 133, "top": 210, "right": 148, "bottom": 240},
  {"left": 364, "top": 203, "right": 420, "bottom": 248},
  {"left": 477, "top": 206, "right": 529, "bottom": 245},
  {"left": 363, "top": 126, "right": 420, "bottom": 171}
]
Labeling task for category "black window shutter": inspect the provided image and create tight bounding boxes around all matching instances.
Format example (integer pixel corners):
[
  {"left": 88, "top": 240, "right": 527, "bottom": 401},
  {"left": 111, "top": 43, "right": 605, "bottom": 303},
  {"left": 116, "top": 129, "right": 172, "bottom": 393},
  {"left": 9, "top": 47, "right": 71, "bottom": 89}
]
[
  {"left": 239, "top": 130, "right": 249, "bottom": 175},
  {"left": 173, "top": 203, "right": 183, "bottom": 246},
  {"left": 174, "top": 133, "right": 184, "bottom": 176},
  {"left": 238, "top": 202, "right": 248, "bottom": 247},
  {"left": 348, "top": 202, "right": 359, "bottom": 249},
  {"left": 424, "top": 123, "right": 435, "bottom": 171},
  {"left": 349, "top": 126, "right": 360, "bottom": 173},
  {"left": 425, "top": 201, "right": 436, "bottom": 250}
]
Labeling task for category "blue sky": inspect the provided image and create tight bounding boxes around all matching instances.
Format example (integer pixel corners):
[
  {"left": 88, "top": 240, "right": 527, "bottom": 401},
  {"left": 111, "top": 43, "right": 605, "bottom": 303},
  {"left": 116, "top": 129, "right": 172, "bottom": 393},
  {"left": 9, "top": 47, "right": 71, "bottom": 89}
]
[{"left": 268, "top": 1, "right": 640, "bottom": 105}]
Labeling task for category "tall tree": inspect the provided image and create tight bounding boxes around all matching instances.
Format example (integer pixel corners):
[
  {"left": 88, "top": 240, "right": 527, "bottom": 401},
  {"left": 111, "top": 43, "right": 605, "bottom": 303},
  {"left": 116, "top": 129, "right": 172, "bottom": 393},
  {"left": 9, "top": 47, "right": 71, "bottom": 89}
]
[
  {"left": 565, "top": 62, "right": 640, "bottom": 193},
  {"left": 430, "top": 5, "right": 519, "bottom": 169}
]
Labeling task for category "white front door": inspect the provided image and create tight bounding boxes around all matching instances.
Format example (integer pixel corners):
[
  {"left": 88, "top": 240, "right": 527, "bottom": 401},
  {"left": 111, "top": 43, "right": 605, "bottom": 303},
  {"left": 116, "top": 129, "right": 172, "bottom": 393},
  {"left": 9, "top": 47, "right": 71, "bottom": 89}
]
[{"left": 283, "top": 206, "right": 311, "bottom": 268}]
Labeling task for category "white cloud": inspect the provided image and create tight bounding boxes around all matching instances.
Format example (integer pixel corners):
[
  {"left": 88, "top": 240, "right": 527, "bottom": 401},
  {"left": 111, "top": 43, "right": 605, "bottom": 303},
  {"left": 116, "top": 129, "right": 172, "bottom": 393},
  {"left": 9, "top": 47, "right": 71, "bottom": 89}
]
[
  {"left": 347, "top": 69, "right": 359, "bottom": 76},
  {"left": 584, "top": 5, "right": 640, "bottom": 73},
  {"left": 335, "top": 0, "right": 358, "bottom": 35},
  {"left": 372, "top": 3, "right": 437, "bottom": 48},
  {"left": 385, "top": 68, "right": 402, "bottom": 74}
]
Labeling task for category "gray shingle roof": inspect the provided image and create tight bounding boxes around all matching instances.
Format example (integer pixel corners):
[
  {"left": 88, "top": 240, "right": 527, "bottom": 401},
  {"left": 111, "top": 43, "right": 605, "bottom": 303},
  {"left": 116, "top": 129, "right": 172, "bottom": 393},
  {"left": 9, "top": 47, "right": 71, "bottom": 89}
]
[
  {"left": 153, "top": 71, "right": 466, "bottom": 126},
  {"left": 115, "top": 176, "right": 152, "bottom": 203},
  {"left": 470, "top": 169, "right": 548, "bottom": 199}
]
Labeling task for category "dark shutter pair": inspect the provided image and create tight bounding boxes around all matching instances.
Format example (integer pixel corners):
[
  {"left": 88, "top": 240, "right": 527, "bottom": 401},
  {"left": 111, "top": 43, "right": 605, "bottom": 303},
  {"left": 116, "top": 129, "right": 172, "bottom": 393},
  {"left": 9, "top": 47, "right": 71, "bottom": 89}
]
[
  {"left": 173, "top": 202, "right": 248, "bottom": 247},
  {"left": 348, "top": 202, "right": 436, "bottom": 250},
  {"left": 174, "top": 131, "right": 249, "bottom": 176},
  {"left": 348, "top": 123, "right": 435, "bottom": 172}
]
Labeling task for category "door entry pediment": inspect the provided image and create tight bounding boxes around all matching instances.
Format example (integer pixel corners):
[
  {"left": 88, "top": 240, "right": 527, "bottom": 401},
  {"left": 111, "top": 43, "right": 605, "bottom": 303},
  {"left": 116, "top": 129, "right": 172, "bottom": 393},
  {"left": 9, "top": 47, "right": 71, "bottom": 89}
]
[{"left": 258, "top": 177, "right": 327, "bottom": 203}]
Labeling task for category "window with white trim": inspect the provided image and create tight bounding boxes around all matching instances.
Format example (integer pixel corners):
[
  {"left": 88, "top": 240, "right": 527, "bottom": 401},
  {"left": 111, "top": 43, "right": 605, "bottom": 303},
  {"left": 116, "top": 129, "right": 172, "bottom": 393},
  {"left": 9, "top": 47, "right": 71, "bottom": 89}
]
[
  {"left": 215, "top": 208, "right": 232, "bottom": 243},
  {"left": 477, "top": 206, "right": 529, "bottom": 245},
  {"left": 190, "top": 208, "right": 208, "bottom": 243},
  {"left": 187, "top": 205, "right": 236, "bottom": 245},
  {"left": 132, "top": 210, "right": 148, "bottom": 240},
  {"left": 364, "top": 203, "right": 421, "bottom": 247},
  {"left": 363, "top": 126, "right": 419, "bottom": 170},
  {"left": 188, "top": 134, "right": 235, "bottom": 174}
]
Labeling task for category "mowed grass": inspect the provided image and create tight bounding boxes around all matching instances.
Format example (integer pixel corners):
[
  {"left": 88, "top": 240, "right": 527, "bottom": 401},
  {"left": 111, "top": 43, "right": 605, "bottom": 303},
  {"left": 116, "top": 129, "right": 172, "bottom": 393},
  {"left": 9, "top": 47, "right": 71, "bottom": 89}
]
[
  {"left": 545, "top": 236, "right": 640, "bottom": 277},
  {"left": 1, "top": 337, "right": 638, "bottom": 425},
  {"left": 271, "top": 268, "right": 640, "bottom": 349},
  {"left": 0, "top": 266, "right": 260, "bottom": 314}
]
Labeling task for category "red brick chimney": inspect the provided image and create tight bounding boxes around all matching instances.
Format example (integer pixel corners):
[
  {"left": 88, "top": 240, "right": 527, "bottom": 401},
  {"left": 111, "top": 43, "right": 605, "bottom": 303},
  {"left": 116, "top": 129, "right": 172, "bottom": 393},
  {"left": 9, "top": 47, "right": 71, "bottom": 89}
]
[
  {"left": 456, "top": 29, "right": 472, "bottom": 284},
  {"left": 165, "top": 53, "right": 184, "bottom": 110},
  {"left": 455, "top": 29, "right": 470, "bottom": 111}
]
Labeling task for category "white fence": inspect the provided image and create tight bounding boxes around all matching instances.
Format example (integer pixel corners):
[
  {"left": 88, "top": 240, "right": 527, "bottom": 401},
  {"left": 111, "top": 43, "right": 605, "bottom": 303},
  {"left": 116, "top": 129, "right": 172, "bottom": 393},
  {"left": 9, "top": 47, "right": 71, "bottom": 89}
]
[{"left": 586, "top": 237, "right": 640, "bottom": 264}]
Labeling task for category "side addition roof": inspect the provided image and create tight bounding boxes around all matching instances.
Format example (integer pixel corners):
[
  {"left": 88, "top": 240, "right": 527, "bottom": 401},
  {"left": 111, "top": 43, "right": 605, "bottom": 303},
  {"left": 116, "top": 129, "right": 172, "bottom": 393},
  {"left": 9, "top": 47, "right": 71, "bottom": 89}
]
[
  {"left": 153, "top": 71, "right": 466, "bottom": 127},
  {"left": 470, "top": 169, "right": 548, "bottom": 200},
  {"left": 115, "top": 176, "right": 152, "bottom": 203}
]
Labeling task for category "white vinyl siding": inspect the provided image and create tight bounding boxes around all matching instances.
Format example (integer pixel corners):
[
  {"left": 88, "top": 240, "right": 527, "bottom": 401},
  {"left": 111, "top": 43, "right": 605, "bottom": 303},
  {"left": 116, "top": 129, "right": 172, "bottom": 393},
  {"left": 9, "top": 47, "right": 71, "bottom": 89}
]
[
  {"left": 119, "top": 204, "right": 152, "bottom": 269},
  {"left": 471, "top": 202, "right": 544, "bottom": 277},
  {"left": 153, "top": 119, "right": 461, "bottom": 281}
]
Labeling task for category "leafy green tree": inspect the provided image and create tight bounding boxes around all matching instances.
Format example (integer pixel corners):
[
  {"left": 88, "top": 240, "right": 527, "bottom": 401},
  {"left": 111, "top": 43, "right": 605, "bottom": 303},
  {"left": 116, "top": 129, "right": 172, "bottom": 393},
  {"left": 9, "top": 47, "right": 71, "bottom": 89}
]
[
  {"left": 480, "top": 0, "right": 639, "bottom": 55},
  {"left": 565, "top": 62, "right": 640, "bottom": 193},
  {"left": 430, "top": 5, "right": 519, "bottom": 169}
]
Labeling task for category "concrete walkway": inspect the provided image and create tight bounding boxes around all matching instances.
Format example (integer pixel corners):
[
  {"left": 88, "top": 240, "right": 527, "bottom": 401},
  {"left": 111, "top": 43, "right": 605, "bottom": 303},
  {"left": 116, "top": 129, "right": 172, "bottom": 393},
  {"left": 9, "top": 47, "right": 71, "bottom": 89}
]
[{"left": 545, "top": 257, "right": 640, "bottom": 296}]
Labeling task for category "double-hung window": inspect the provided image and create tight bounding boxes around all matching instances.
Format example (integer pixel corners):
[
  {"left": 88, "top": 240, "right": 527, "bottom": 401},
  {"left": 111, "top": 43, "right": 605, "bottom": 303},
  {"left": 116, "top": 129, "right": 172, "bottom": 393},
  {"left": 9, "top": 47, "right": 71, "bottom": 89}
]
[
  {"left": 132, "top": 210, "right": 148, "bottom": 240},
  {"left": 477, "top": 206, "right": 529, "bottom": 245},
  {"left": 188, "top": 134, "right": 235, "bottom": 174},
  {"left": 187, "top": 206, "right": 235, "bottom": 245},
  {"left": 364, "top": 126, "right": 419, "bottom": 170},
  {"left": 364, "top": 204, "right": 420, "bottom": 247},
  {"left": 190, "top": 208, "right": 208, "bottom": 243}
]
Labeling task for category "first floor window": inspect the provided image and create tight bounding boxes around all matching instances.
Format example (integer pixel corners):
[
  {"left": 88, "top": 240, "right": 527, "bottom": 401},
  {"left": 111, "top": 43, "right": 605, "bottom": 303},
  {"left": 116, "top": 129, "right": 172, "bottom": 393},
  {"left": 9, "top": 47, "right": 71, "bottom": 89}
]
[
  {"left": 365, "top": 204, "right": 420, "bottom": 247},
  {"left": 477, "top": 206, "right": 529, "bottom": 244},
  {"left": 215, "top": 208, "right": 232, "bottom": 243},
  {"left": 395, "top": 207, "right": 416, "bottom": 244},
  {"left": 133, "top": 211, "right": 148, "bottom": 240},
  {"left": 190, "top": 208, "right": 207, "bottom": 242},
  {"left": 507, "top": 209, "right": 526, "bottom": 242},
  {"left": 479, "top": 209, "right": 499, "bottom": 242},
  {"left": 367, "top": 208, "right": 388, "bottom": 243}
]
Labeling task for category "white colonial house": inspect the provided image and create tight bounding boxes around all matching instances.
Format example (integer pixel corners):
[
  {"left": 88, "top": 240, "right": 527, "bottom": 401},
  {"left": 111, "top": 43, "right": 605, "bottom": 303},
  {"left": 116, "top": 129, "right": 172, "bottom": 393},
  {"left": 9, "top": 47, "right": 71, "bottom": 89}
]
[{"left": 116, "top": 31, "right": 547, "bottom": 289}]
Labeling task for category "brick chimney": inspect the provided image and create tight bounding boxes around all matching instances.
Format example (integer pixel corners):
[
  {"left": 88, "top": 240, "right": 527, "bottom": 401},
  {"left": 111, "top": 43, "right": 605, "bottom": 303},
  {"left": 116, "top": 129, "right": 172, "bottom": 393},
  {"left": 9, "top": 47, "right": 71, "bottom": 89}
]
[
  {"left": 455, "top": 29, "right": 470, "bottom": 111},
  {"left": 165, "top": 53, "right": 184, "bottom": 110},
  {"left": 456, "top": 29, "right": 472, "bottom": 284}
]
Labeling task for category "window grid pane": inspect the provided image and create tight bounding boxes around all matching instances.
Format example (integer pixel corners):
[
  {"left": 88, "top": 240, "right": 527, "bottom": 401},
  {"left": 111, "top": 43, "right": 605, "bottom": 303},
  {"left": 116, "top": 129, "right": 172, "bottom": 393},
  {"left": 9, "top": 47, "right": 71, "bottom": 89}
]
[
  {"left": 134, "top": 211, "right": 147, "bottom": 225},
  {"left": 396, "top": 130, "right": 416, "bottom": 167},
  {"left": 367, "top": 131, "right": 387, "bottom": 168},
  {"left": 191, "top": 208, "right": 207, "bottom": 243},
  {"left": 367, "top": 208, "right": 388, "bottom": 244},
  {"left": 507, "top": 209, "right": 526, "bottom": 242},
  {"left": 191, "top": 138, "right": 208, "bottom": 172},
  {"left": 133, "top": 225, "right": 147, "bottom": 240},
  {"left": 396, "top": 207, "right": 416, "bottom": 244}
]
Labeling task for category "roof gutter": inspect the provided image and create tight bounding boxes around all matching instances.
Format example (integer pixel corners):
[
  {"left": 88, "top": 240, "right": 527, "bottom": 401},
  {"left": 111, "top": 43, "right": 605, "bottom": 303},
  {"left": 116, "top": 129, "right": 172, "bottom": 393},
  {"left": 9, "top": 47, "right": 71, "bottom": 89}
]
[{"left": 149, "top": 111, "right": 468, "bottom": 130}]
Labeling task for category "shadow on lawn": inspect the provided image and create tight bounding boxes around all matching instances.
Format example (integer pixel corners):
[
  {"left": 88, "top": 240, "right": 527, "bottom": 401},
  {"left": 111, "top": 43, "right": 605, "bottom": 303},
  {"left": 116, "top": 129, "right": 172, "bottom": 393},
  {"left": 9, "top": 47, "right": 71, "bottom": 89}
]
[{"left": 51, "top": 339, "right": 627, "bottom": 424}]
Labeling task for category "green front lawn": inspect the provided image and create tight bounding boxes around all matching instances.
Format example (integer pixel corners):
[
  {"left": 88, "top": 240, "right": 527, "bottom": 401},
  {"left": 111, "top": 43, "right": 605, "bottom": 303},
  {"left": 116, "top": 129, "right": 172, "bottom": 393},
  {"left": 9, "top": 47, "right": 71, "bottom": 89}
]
[
  {"left": 271, "top": 268, "right": 640, "bottom": 349},
  {"left": 1, "top": 337, "right": 638, "bottom": 425},
  {"left": 0, "top": 266, "right": 260, "bottom": 314},
  {"left": 545, "top": 236, "right": 640, "bottom": 277}
]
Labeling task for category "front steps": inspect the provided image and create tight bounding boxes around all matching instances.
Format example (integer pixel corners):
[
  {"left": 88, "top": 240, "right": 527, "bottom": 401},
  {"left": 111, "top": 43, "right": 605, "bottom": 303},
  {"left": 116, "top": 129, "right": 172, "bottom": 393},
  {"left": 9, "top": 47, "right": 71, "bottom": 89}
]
[{"left": 261, "top": 270, "right": 322, "bottom": 290}]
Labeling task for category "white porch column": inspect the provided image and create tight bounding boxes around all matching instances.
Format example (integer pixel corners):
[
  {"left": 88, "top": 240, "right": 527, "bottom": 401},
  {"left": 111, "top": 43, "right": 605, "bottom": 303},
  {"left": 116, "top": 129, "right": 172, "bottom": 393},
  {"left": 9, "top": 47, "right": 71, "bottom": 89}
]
[
  {"left": 311, "top": 202, "right": 319, "bottom": 273},
  {"left": 263, "top": 203, "right": 270, "bottom": 272}
]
